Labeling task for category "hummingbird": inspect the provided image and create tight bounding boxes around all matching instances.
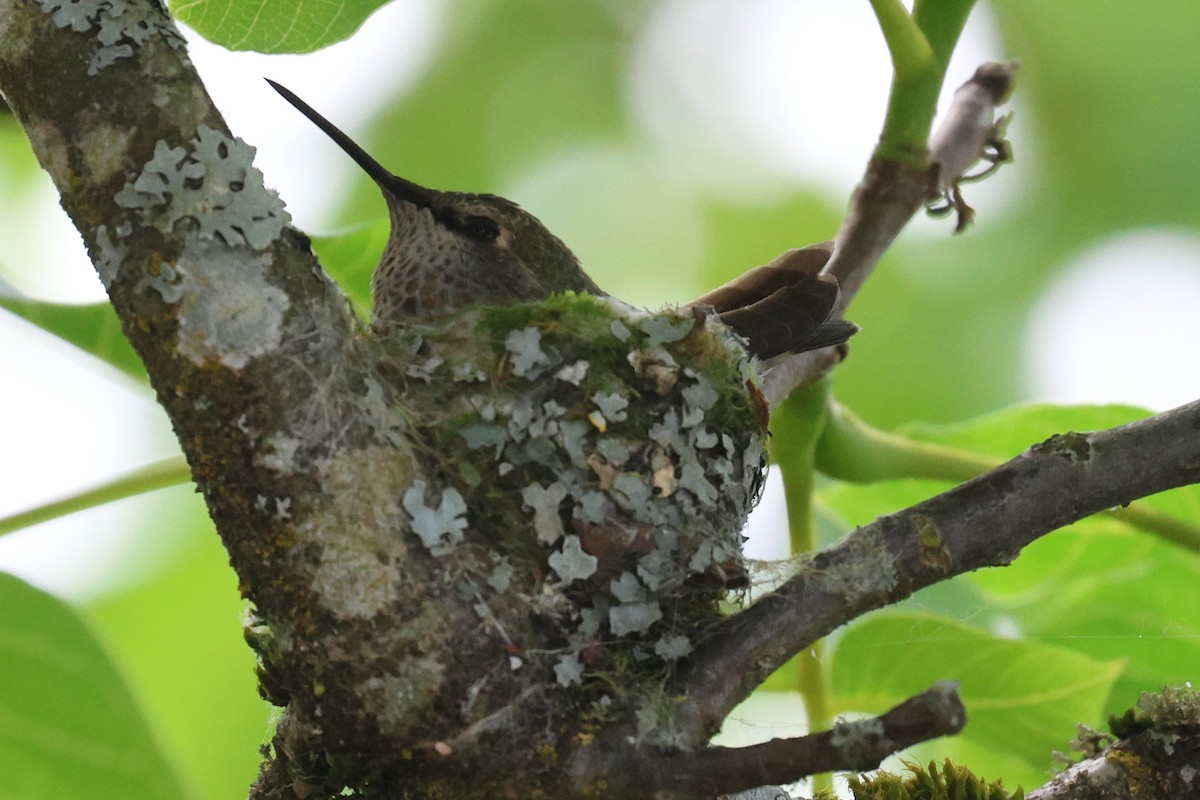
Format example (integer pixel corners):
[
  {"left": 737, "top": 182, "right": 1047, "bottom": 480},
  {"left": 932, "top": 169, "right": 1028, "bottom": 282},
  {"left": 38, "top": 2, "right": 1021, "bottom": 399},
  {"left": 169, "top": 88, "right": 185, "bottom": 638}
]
[{"left": 266, "top": 80, "right": 856, "bottom": 361}]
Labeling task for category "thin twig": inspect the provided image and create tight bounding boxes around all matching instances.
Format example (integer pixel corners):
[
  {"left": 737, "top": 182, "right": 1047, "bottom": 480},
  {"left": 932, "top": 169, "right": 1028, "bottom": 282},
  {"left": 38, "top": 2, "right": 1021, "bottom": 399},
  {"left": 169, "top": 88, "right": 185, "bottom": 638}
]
[
  {"left": 662, "top": 682, "right": 966, "bottom": 797},
  {"left": 0, "top": 456, "right": 191, "bottom": 537},
  {"left": 762, "top": 62, "right": 1018, "bottom": 405}
]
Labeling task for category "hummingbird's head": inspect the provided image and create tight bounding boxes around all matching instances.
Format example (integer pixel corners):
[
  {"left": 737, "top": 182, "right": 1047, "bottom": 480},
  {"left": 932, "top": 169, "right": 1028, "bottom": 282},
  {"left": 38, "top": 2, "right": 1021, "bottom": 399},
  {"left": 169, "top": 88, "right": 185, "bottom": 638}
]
[
  {"left": 266, "top": 79, "right": 602, "bottom": 329},
  {"left": 371, "top": 184, "right": 602, "bottom": 326}
]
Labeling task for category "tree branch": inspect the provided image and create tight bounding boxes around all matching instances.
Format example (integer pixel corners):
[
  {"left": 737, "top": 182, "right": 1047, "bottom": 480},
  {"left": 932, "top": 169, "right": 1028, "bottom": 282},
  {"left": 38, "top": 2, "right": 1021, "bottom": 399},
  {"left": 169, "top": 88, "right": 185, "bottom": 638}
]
[
  {"left": 1028, "top": 687, "right": 1200, "bottom": 800},
  {"left": 659, "top": 682, "right": 965, "bottom": 798},
  {"left": 673, "top": 398, "right": 1200, "bottom": 745},
  {"left": 762, "top": 62, "right": 1017, "bottom": 404},
  {"left": 0, "top": 5, "right": 796, "bottom": 795}
]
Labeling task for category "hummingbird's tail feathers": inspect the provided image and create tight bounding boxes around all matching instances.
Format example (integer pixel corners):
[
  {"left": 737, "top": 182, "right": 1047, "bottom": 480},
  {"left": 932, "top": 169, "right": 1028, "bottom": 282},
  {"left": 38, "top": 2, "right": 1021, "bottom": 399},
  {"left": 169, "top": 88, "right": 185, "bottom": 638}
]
[
  {"left": 798, "top": 319, "right": 860, "bottom": 351},
  {"left": 715, "top": 274, "right": 855, "bottom": 360},
  {"left": 687, "top": 242, "right": 856, "bottom": 359},
  {"left": 690, "top": 242, "right": 833, "bottom": 314}
]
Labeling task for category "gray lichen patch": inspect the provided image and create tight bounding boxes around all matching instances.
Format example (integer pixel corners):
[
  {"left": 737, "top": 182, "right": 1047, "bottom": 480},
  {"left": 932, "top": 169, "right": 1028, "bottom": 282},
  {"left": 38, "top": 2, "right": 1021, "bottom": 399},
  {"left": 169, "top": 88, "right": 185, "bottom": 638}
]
[
  {"left": 403, "top": 479, "right": 468, "bottom": 557},
  {"left": 170, "top": 240, "right": 289, "bottom": 369},
  {"left": 39, "top": 0, "right": 185, "bottom": 74},
  {"left": 93, "top": 224, "right": 128, "bottom": 288},
  {"left": 116, "top": 126, "right": 290, "bottom": 250},
  {"left": 79, "top": 123, "right": 132, "bottom": 180},
  {"left": 307, "top": 446, "right": 415, "bottom": 620},
  {"left": 258, "top": 433, "right": 301, "bottom": 473},
  {"left": 830, "top": 715, "right": 886, "bottom": 750},
  {"left": 654, "top": 634, "right": 691, "bottom": 661},
  {"left": 548, "top": 535, "right": 599, "bottom": 584},
  {"left": 554, "top": 653, "right": 584, "bottom": 687},
  {"left": 1032, "top": 431, "right": 1092, "bottom": 464},
  {"left": 609, "top": 601, "right": 663, "bottom": 636},
  {"left": 522, "top": 481, "right": 568, "bottom": 545},
  {"left": 505, "top": 327, "right": 552, "bottom": 377},
  {"left": 813, "top": 530, "right": 899, "bottom": 601}
]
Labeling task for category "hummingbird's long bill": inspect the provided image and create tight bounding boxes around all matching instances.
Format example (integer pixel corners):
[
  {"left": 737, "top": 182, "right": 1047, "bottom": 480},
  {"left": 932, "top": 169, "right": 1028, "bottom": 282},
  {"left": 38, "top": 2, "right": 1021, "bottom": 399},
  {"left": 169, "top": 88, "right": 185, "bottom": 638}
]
[{"left": 265, "top": 78, "right": 435, "bottom": 211}]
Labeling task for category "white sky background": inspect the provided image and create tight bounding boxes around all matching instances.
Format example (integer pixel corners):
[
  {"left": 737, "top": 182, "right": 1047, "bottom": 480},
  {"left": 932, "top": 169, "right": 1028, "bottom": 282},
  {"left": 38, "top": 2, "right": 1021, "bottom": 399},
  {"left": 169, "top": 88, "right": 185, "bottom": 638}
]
[{"left": 2, "top": 0, "right": 1198, "bottom": 628}]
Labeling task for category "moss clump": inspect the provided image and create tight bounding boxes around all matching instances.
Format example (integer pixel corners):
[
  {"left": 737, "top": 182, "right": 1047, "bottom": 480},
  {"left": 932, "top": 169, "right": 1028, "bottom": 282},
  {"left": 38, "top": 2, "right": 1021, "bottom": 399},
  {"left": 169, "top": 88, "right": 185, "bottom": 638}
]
[
  {"left": 1108, "top": 685, "right": 1200, "bottom": 739},
  {"left": 848, "top": 759, "right": 1024, "bottom": 800}
]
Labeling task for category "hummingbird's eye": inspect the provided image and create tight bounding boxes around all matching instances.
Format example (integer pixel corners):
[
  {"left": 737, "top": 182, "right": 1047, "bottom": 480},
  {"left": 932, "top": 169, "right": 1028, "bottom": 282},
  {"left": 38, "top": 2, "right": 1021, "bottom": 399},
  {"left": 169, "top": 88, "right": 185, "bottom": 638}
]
[{"left": 457, "top": 214, "right": 501, "bottom": 244}]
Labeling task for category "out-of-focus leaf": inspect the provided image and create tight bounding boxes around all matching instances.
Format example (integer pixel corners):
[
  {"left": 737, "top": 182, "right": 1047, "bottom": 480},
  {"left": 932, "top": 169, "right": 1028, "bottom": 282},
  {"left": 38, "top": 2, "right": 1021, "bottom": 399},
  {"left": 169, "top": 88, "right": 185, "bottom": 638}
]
[
  {"left": 995, "top": 0, "right": 1200, "bottom": 231},
  {"left": 830, "top": 611, "right": 1123, "bottom": 774},
  {"left": 310, "top": 220, "right": 389, "bottom": 317},
  {"left": 171, "top": 0, "right": 391, "bottom": 53},
  {"left": 897, "top": 403, "right": 1152, "bottom": 456},
  {"left": 340, "top": 0, "right": 627, "bottom": 222},
  {"left": 977, "top": 522, "right": 1200, "bottom": 718},
  {"left": 0, "top": 572, "right": 186, "bottom": 800},
  {"left": 818, "top": 402, "right": 1200, "bottom": 721},
  {"left": 0, "top": 298, "right": 146, "bottom": 381},
  {"left": 83, "top": 491, "right": 267, "bottom": 800}
]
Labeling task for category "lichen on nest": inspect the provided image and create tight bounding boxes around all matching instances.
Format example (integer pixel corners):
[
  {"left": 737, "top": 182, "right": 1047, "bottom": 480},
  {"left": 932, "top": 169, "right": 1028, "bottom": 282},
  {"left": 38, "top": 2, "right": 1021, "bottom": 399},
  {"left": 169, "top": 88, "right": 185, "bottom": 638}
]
[{"left": 377, "top": 291, "right": 770, "bottom": 687}]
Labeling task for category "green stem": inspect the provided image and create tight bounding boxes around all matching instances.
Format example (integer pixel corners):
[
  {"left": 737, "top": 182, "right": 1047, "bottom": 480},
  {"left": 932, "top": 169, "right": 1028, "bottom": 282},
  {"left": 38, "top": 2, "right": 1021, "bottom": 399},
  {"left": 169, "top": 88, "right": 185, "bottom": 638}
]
[
  {"left": 816, "top": 401, "right": 1200, "bottom": 553},
  {"left": 0, "top": 456, "right": 192, "bottom": 538},
  {"left": 1109, "top": 505, "right": 1200, "bottom": 553},
  {"left": 769, "top": 381, "right": 834, "bottom": 794},
  {"left": 869, "top": 0, "right": 935, "bottom": 77},
  {"left": 795, "top": 639, "right": 830, "bottom": 796},
  {"left": 913, "top": 0, "right": 980, "bottom": 64},
  {"left": 817, "top": 401, "right": 997, "bottom": 483},
  {"left": 869, "top": 0, "right": 978, "bottom": 163}
]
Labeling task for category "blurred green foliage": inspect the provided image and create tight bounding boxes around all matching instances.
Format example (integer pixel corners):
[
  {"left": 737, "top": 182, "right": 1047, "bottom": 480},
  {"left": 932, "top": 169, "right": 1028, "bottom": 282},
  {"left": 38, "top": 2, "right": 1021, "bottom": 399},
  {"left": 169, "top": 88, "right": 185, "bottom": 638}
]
[
  {"left": 2, "top": 1, "right": 1200, "bottom": 798},
  {"left": 0, "top": 573, "right": 186, "bottom": 799}
]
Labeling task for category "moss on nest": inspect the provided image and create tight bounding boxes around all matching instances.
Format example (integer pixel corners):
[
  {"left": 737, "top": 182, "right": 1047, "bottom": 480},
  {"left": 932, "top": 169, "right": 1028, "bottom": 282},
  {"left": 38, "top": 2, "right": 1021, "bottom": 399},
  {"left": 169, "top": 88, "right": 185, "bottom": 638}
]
[{"left": 379, "top": 292, "right": 768, "bottom": 697}]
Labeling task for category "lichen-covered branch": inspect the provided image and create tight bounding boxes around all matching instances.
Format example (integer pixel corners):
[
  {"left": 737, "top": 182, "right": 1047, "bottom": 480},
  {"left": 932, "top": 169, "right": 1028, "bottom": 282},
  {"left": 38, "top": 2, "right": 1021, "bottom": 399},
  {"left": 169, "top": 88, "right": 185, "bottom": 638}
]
[
  {"left": 673, "top": 398, "right": 1200, "bottom": 745},
  {"left": 623, "top": 682, "right": 966, "bottom": 798},
  {"left": 0, "top": 4, "right": 781, "bottom": 796},
  {"left": 1028, "top": 686, "right": 1200, "bottom": 800}
]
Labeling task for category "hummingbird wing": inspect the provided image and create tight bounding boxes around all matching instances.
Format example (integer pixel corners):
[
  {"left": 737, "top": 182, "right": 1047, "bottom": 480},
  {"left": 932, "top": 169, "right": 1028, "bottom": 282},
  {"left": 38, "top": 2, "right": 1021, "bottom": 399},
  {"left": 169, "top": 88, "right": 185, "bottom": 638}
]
[
  {"left": 691, "top": 242, "right": 834, "bottom": 313},
  {"left": 689, "top": 243, "right": 858, "bottom": 360}
]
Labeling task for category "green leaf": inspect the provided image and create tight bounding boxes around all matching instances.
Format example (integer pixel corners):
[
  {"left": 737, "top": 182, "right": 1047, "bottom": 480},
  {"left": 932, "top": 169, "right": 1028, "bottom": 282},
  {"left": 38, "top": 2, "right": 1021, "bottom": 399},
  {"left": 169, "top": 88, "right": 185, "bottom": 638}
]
[
  {"left": 0, "top": 573, "right": 186, "bottom": 800},
  {"left": 170, "top": 0, "right": 391, "bottom": 53},
  {"left": 969, "top": 522, "right": 1200, "bottom": 719},
  {"left": 896, "top": 403, "right": 1152, "bottom": 458},
  {"left": 830, "top": 611, "right": 1124, "bottom": 771},
  {"left": 818, "top": 403, "right": 1200, "bottom": 714},
  {"left": 0, "top": 298, "right": 146, "bottom": 381},
  {"left": 83, "top": 500, "right": 268, "bottom": 800}
]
